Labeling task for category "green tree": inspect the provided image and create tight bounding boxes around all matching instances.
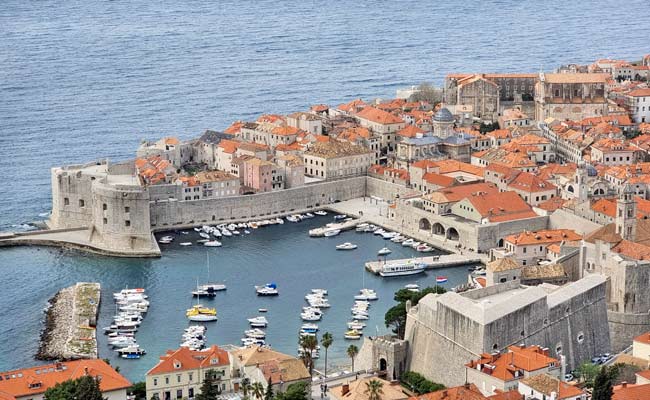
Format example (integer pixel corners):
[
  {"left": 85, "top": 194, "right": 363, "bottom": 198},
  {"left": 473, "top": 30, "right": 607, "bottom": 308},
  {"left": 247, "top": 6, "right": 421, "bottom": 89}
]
[
  {"left": 610, "top": 363, "right": 640, "bottom": 385},
  {"left": 400, "top": 371, "right": 445, "bottom": 395},
  {"left": 299, "top": 335, "right": 318, "bottom": 375},
  {"left": 321, "top": 332, "right": 333, "bottom": 378},
  {"left": 575, "top": 362, "right": 601, "bottom": 388},
  {"left": 44, "top": 376, "right": 105, "bottom": 400},
  {"left": 240, "top": 378, "right": 252, "bottom": 400},
  {"left": 275, "top": 382, "right": 310, "bottom": 400},
  {"left": 364, "top": 379, "right": 384, "bottom": 400},
  {"left": 386, "top": 286, "right": 446, "bottom": 339},
  {"left": 264, "top": 378, "right": 274, "bottom": 400},
  {"left": 196, "top": 370, "right": 221, "bottom": 400},
  {"left": 479, "top": 121, "right": 500, "bottom": 134},
  {"left": 593, "top": 365, "right": 618, "bottom": 400},
  {"left": 347, "top": 344, "right": 359, "bottom": 372},
  {"left": 251, "top": 382, "right": 265, "bottom": 400},
  {"left": 129, "top": 382, "right": 147, "bottom": 400},
  {"left": 408, "top": 82, "right": 442, "bottom": 105}
]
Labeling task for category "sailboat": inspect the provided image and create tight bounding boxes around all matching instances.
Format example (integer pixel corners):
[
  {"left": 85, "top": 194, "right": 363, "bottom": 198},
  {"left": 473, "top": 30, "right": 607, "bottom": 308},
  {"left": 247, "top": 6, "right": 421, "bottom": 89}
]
[
  {"left": 192, "top": 252, "right": 227, "bottom": 297},
  {"left": 187, "top": 278, "right": 218, "bottom": 322}
]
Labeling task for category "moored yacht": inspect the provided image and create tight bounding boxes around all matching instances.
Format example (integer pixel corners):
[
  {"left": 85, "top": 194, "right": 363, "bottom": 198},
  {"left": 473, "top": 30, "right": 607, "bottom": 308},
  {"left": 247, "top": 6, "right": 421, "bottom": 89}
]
[
  {"left": 336, "top": 242, "right": 357, "bottom": 250},
  {"left": 256, "top": 283, "right": 279, "bottom": 296},
  {"left": 378, "top": 247, "right": 391, "bottom": 256}
]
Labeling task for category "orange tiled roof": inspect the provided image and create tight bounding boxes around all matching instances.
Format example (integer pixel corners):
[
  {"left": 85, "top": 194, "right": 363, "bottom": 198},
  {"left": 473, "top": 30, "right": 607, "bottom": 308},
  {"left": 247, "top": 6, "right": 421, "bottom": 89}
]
[
  {"left": 0, "top": 359, "right": 131, "bottom": 398},
  {"left": 164, "top": 137, "right": 179, "bottom": 145},
  {"left": 612, "top": 382, "right": 650, "bottom": 400},
  {"left": 337, "top": 98, "right": 367, "bottom": 114},
  {"left": 224, "top": 121, "right": 244, "bottom": 135},
  {"left": 520, "top": 374, "right": 585, "bottom": 399},
  {"left": 433, "top": 160, "right": 485, "bottom": 177},
  {"left": 464, "top": 191, "right": 537, "bottom": 222},
  {"left": 424, "top": 182, "right": 499, "bottom": 204},
  {"left": 592, "top": 137, "right": 634, "bottom": 152},
  {"left": 423, "top": 173, "right": 456, "bottom": 188},
  {"left": 218, "top": 139, "right": 240, "bottom": 154},
  {"left": 411, "top": 384, "right": 487, "bottom": 400},
  {"left": 339, "top": 127, "right": 371, "bottom": 142},
  {"left": 147, "top": 345, "right": 229, "bottom": 376},
  {"left": 466, "top": 345, "right": 558, "bottom": 382},
  {"left": 486, "top": 129, "right": 512, "bottom": 139},
  {"left": 537, "top": 197, "right": 567, "bottom": 212},
  {"left": 634, "top": 332, "right": 650, "bottom": 345},
  {"left": 311, "top": 104, "right": 329, "bottom": 113},
  {"left": 411, "top": 159, "right": 439, "bottom": 170},
  {"left": 272, "top": 125, "right": 301, "bottom": 136},
  {"left": 505, "top": 229, "right": 581, "bottom": 246},
  {"left": 398, "top": 125, "right": 425, "bottom": 138},
  {"left": 628, "top": 88, "right": 650, "bottom": 97},
  {"left": 507, "top": 172, "right": 557, "bottom": 193},
  {"left": 543, "top": 73, "right": 609, "bottom": 84},
  {"left": 356, "top": 106, "right": 404, "bottom": 125},
  {"left": 256, "top": 114, "right": 286, "bottom": 124}
]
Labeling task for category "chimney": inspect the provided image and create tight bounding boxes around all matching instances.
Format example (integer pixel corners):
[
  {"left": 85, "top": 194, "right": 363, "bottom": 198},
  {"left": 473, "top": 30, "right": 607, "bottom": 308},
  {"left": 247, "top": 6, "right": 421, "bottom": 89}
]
[
  {"left": 342, "top": 384, "right": 350, "bottom": 395},
  {"left": 84, "top": 367, "right": 89, "bottom": 376},
  {"left": 621, "top": 381, "right": 628, "bottom": 388}
]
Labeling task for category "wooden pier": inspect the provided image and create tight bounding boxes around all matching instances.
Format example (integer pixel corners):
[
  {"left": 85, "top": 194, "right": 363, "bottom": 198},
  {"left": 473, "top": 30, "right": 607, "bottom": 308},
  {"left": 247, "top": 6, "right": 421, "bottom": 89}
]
[{"left": 365, "top": 254, "right": 482, "bottom": 275}]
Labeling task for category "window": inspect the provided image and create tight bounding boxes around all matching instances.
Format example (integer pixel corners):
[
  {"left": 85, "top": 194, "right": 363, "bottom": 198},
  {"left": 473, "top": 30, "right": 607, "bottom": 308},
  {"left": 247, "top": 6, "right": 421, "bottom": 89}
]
[
  {"left": 125, "top": 206, "right": 130, "bottom": 213},
  {"left": 188, "top": 373, "right": 193, "bottom": 382},
  {"left": 177, "top": 374, "right": 181, "bottom": 383},
  {"left": 103, "top": 217, "right": 107, "bottom": 225},
  {"left": 165, "top": 377, "right": 169, "bottom": 385},
  {"left": 577, "top": 332, "right": 585, "bottom": 343},
  {"left": 176, "top": 389, "right": 183, "bottom": 399},
  {"left": 125, "top": 220, "right": 130, "bottom": 227},
  {"left": 103, "top": 203, "right": 107, "bottom": 211},
  {"left": 153, "top": 378, "right": 158, "bottom": 386},
  {"left": 64, "top": 197, "right": 69, "bottom": 206},
  {"left": 79, "top": 199, "right": 85, "bottom": 207}
]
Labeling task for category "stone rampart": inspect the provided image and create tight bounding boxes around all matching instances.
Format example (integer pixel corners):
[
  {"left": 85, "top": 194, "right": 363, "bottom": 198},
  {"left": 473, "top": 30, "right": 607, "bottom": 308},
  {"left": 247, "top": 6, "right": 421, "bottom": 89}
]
[
  {"left": 608, "top": 310, "right": 650, "bottom": 352},
  {"left": 150, "top": 176, "right": 367, "bottom": 229}
]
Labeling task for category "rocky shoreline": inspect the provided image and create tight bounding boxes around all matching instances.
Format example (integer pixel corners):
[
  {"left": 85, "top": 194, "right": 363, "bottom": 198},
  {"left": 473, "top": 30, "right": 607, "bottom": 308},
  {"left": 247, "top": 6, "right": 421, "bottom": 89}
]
[{"left": 37, "top": 282, "right": 100, "bottom": 361}]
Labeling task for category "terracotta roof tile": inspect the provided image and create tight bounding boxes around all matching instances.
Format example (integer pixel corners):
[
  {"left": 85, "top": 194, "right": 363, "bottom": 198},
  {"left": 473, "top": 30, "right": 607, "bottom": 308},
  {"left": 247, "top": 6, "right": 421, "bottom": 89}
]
[
  {"left": 356, "top": 106, "right": 405, "bottom": 125},
  {"left": 147, "top": 345, "right": 230, "bottom": 376}
]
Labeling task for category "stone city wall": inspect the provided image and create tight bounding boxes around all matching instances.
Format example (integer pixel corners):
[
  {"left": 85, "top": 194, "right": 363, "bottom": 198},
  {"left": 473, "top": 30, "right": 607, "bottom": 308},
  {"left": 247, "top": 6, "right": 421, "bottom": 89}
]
[
  {"left": 608, "top": 310, "right": 650, "bottom": 352},
  {"left": 365, "top": 176, "right": 415, "bottom": 200},
  {"left": 150, "top": 176, "right": 367, "bottom": 229}
]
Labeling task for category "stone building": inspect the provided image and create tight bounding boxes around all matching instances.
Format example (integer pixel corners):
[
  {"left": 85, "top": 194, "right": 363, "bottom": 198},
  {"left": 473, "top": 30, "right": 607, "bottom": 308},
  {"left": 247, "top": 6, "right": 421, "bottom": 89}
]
[
  {"left": 534, "top": 73, "right": 609, "bottom": 121},
  {"left": 354, "top": 335, "right": 408, "bottom": 381},
  {"left": 303, "top": 140, "right": 373, "bottom": 179},
  {"left": 146, "top": 345, "right": 232, "bottom": 400},
  {"left": 404, "top": 275, "right": 610, "bottom": 387},
  {"left": 286, "top": 111, "right": 323, "bottom": 135}
]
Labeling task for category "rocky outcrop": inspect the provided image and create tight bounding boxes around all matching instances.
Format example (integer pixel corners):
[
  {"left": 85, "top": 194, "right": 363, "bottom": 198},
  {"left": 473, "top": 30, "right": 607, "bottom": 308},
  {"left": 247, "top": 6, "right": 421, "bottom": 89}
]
[{"left": 37, "top": 282, "right": 100, "bottom": 361}]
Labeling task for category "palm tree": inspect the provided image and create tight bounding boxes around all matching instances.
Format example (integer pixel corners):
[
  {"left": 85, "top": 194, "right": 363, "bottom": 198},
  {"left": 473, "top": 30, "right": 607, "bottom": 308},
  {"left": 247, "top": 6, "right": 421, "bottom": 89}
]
[
  {"left": 347, "top": 344, "right": 359, "bottom": 373},
  {"left": 251, "top": 382, "right": 265, "bottom": 400},
  {"left": 299, "top": 335, "right": 318, "bottom": 375},
  {"left": 321, "top": 332, "right": 333, "bottom": 378},
  {"left": 241, "top": 378, "right": 251, "bottom": 400},
  {"left": 364, "top": 379, "right": 384, "bottom": 400}
]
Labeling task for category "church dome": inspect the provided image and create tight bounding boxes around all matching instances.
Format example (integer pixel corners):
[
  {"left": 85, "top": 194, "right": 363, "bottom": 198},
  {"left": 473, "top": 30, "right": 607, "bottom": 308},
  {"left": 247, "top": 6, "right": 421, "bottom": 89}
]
[{"left": 433, "top": 107, "right": 454, "bottom": 122}]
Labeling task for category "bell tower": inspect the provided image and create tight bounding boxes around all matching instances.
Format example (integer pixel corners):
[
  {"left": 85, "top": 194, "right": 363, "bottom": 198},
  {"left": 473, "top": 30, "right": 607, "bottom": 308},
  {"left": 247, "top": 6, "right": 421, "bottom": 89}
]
[
  {"left": 575, "top": 161, "right": 589, "bottom": 203},
  {"left": 616, "top": 185, "right": 637, "bottom": 241}
]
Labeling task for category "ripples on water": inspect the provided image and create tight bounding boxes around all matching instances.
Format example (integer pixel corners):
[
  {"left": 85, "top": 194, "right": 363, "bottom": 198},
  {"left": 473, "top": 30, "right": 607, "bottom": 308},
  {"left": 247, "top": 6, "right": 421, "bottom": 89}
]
[{"left": 0, "top": 0, "right": 648, "bottom": 381}]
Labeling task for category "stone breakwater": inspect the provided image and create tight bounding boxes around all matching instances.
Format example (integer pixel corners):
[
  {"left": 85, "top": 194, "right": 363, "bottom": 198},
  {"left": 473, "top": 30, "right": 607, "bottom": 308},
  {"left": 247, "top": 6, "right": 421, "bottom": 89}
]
[{"left": 37, "top": 282, "right": 100, "bottom": 360}]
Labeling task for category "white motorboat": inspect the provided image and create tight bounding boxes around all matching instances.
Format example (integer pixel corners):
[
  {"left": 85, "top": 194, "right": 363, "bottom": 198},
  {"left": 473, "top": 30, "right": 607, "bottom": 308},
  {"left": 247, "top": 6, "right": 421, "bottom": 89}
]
[
  {"left": 248, "top": 316, "right": 269, "bottom": 327},
  {"left": 314, "top": 210, "right": 328, "bottom": 216},
  {"left": 334, "top": 214, "right": 347, "bottom": 220},
  {"left": 381, "top": 231, "right": 398, "bottom": 239},
  {"left": 352, "top": 313, "right": 369, "bottom": 320},
  {"left": 212, "top": 230, "right": 222, "bottom": 238},
  {"left": 324, "top": 229, "right": 341, "bottom": 237},
  {"left": 405, "top": 284, "right": 420, "bottom": 292},
  {"left": 347, "top": 321, "right": 366, "bottom": 330},
  {"left": 378, "top": 247, "right": 391, "bottom": 256},
  {"left": 199, "top": 232, "right": 210, "bottom": 239},
  {"left": 119, "top": 302, "right": 148, "bottom": 313},
  {"left": 391, "top": 235, "right": 405, "bottom": 243},
  {"left": 245, "top": 328, "right": 266, "bottom": 339},
  {"left": 379, "top": 260, "right": 426, "bottom": 277},
  {"left": 256, "top": 283, "right": 279, "bottom": 296},
  {"left": 232, "top": 230, "right": 240, "bottom": 235},
  {"left": 109, "top": 337, "right": 138, "bottom": 348},
  {"left": 355, "top": 288, "right": 378, "bottom": 301},
  {"left": 204, "top": 240, "right": 222, "bottom": 247},
  {"left": 336, "top": 242, "right": 358, "bottom": 250},
  {"left": 373, "top": 228, "right": 385, "bottom": 235},
  {"left": 180, "top": 242, "right": 192, "bottom": 246},
  {"left": 304, "top": 213, "right": 315, "bottom": 218},
  {"left": 301, "top": 323, "right": 319, "bottom": 332},
  {"left": 244, "top": 230, "right": 251, "bottom": 234},
  {"left": 311, "top": 288, "right": 328, "bottom": 295},
  {"left": 241, "top": 337, "right": 265, "bottom": 346},
  {"left": 113, "top": 288, "right": 146, "bottom": 299},
  {"left": 221, "top": 229, "right": 232, "bottom": 237},
  {"left": 410, "top": 241, "right": 421, "bottom": 249},
  {"left": 301, "top": 312, "right": 321, "bottom": 321},
  {"left": 402, "top": 238, "right": 415, "bottom": 247},
  {"left": 416, "top": 245, "right": 434, "bottom": 252}
]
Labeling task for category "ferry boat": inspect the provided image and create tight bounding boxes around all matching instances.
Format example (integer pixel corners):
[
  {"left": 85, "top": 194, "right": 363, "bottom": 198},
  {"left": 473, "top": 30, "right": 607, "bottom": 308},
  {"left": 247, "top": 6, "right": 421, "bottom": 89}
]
[
  {"left": 186, "top": 305, "right": 218, "bottom": 322},
  {"left": 379, "top": 260, "right": 426, "bottom": 277},
  {"left": 336, "top": 242, "right": 357, "bottom": 250},
  {"left": 256, "top": 283, "right": 279, "bottom": 296}
]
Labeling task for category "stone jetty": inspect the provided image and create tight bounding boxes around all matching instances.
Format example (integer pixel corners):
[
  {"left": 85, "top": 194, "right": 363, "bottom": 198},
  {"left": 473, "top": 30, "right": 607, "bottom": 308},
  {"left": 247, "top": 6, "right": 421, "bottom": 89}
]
[{"left": 37, "top": 282, "right": 101, "bottom": 361}]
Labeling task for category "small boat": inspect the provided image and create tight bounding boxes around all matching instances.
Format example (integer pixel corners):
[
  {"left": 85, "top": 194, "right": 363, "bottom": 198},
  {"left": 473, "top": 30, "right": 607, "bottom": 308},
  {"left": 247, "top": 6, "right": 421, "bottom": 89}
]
[
  {"left": 391, "top": 235, "right": 405, "bottom": 243},
  {"left": 301, "top": 323, "right": 319, "bottom": 332},
  {"left": 186, "top": 305, "right": 218, "bottom": 322},
  {"left": 314, "top": 210, "right": 328, "bottom": 216},
  {"left": 194, "top": 227, "right": 201, "bottom": 232},
  {"left": 417, "top": 244, "right": 434, "bottom": 252},
  {"left": 410, "top": 242, "right": 421, "bottom": 249},
  {"left": 381, "top": 231, "right": 398, "bottom": 239},
  {"left": 355, "top": 288, "right": 378, "bottom": 301},
  {"left": 221, "top": 230, "right": 232, "bottom": 237},
  {"left": 404, "top": 284, "right": 420, "bottom": 292},
  {"left": 352, "top": 313, "right": 369, "bottom": 320},
  {"left": 347, "top": 321, "right": 366, "bottom": 330},
  {"left": 180, "top": 242, "right": 192, "bottom": 246},
  {"left": 336, "top": 242, "right": 358, "bottom": 250},
  {"left": 116, "top": 345, "right": 146, "bottom": 357},
  {"left": 199, "top": 232, "right": 210, "bottom": 239},
  {"left": 256, "top": 283, "right": 279, "bottom": 296},
  {"left": 258, "top": 308, "right": 268, "bottom": 313},
  {"left": 245, "top": 328, "right": 266, "bottom": 339},
  {"left": 378, "top": 247, "right": 391, "bottom": 256},
  {"left": 113, "top": 288, "right": 146, "bottom": 298},
  {"left": 241, "top": 337, "right": 266, "bottom": 346},
  {"left": 301, "top": 312, "right": 321, "bottom": 321},
  {"left": 474, "top": 269, "right": 486, "bottom": 276},
  {"left": 304, "top": 213, "right": 315, "bottom": 218},
  {"left": 311, "top": 288, "right": 328, "bottom": 295},
  {"left": 373, "top": 228, "right": 385, "bottom": 235},
  {"left": 324, "top": 229, "right": 341, "bottom": 237},
  {"left": 196, "top": 239, "right": 210, "bottom": 244},
  {"left": 204, "top": 240, "right": 222, "bottom": 247},
  {"left": 344, "top": 329, "right": 362, "bottom": 340},
  {"left": 436, "top": 276, "right": 448, "bottom": 284},
  {"left": 402, "top": 239, "right": 415, "bottom": 247},
  {"left": 244, "top": 230, "right": 251, "bottom": 234},
  {"left": 232, "top": 230, "right": 240, "bottom": 235},
  {"left": 334, "top": 214, "right": 347, "bottom": 220},
  {"left": 248, "top": 316, "right": 269, "bottom": 327}
]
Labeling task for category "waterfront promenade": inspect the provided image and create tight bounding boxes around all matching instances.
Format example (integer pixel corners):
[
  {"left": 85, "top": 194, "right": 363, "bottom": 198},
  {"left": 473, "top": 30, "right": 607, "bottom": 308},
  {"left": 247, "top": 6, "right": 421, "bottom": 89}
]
[{"left": 326, "top": 198, "right": 489, "bottom": 264}]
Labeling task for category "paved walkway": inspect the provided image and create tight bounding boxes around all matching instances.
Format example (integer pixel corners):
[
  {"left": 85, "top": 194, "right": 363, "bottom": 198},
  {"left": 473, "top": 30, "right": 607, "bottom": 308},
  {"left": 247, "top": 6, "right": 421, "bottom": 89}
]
[
  {"left": 327, "top": 198, "right": 488, "bottom": 264},
  {"left": 311, "top": 370, "right": 376, "bottom": 400}
]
